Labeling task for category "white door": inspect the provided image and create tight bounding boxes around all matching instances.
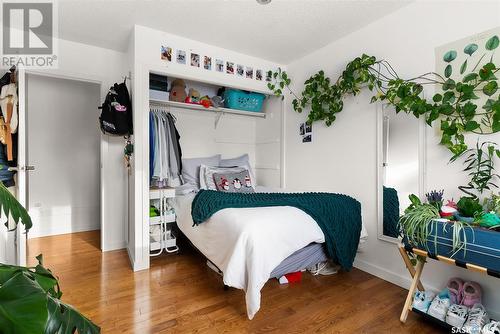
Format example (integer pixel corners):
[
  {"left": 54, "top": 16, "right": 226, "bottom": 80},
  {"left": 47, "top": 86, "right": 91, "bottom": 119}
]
[{"left": 21, "top": 74, "right": 101, "bottom": 248}]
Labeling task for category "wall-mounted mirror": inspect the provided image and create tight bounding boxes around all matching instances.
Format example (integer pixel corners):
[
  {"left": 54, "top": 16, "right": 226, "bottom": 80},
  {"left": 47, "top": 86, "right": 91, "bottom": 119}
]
[{"left": 377, "top": 104, "right": 426, "bottom": 244}]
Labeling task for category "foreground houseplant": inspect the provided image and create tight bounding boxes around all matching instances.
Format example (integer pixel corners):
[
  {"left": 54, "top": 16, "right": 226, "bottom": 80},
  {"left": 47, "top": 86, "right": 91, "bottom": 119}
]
[{"left": 0, "top": 182, "right": 100, "bottom": 334}]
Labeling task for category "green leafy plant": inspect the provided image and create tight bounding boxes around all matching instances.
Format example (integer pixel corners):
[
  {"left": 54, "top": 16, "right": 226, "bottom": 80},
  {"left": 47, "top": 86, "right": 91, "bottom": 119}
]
[
  {"left": 0, "top": 182, "right": 100, "bottom": 333},
  {"left": 483, "top": 192, "right": 500, "bottom": 214},
  {"left": 399, "top": 195, "right": 473, "bottom": 256},
  {"left": 450, "top": 141, "right": 499, "bottom": 198},
  {"left": 456, "top": 196, "right": 484, "bottom": 218},
  {"left": 267, "top": 34, "right": 500, "bottom": 197},
  {"left": 0, "top": 181, "right": 32, "bottom": 231},
  {"left": 0, "top": 255, "right": 100, "bottom": 334},
  {"left": 398, "top": 200, "right": 441, "bottom": 253}
]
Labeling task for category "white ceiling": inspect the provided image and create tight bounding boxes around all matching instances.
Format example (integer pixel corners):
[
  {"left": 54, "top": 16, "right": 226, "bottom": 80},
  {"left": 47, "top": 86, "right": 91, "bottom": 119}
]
[{"left": 58, "top": 0, "right": 411, "bottom": 64}]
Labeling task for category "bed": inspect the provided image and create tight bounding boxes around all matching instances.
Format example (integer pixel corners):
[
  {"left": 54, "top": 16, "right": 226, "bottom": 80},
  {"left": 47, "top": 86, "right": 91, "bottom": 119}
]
[{"left": 173, "top": 186, "right": 368, "bottom": 319}]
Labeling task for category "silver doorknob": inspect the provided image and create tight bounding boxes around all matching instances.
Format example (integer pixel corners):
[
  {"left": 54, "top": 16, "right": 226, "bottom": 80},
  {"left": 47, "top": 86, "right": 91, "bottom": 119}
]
[{"left": 21, "top": 165, "right": 35, "bottom": 171}]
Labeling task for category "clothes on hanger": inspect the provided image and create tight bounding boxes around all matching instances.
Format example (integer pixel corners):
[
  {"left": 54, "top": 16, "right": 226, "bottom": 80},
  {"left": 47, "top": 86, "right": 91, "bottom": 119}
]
[
  {"left": 149, "top": 107, "right": 183, "bottom": 187},
  {"left": 0, "top": 69, "right": 18, "bottom": 165}
]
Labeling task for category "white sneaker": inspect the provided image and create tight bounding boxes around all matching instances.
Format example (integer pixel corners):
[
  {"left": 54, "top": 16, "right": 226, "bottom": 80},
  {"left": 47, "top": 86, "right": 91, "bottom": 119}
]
[
  {"left": 482, "top": 321, "right": 500, "bottom": 334},
  {"left": 462, "top": 304, "right": 490, "bottom": 334},
  {"left": 412, "top": 290, "right": 435, "bottom": 313},
  {"left": 446, "top": 304, "right": 469, "bottom": 328},
  {"left": 306, "top": 261, "right": 339, "bottom": 276},
  {"left": 428, "top": 294, "right": 451, "bottom": 321}
]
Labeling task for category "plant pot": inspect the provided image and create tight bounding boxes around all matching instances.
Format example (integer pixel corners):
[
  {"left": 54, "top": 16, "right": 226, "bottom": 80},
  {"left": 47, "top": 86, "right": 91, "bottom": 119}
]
[
  {"left": 453, "top": 212, "right": 474, "bottom": 223},
  {"left": 405, "top": 220, "right": 500, "bottom": 272}
]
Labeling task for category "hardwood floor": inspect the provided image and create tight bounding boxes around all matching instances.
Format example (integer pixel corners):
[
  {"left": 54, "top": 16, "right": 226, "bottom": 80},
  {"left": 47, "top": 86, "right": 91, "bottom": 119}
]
[{"left": 28, "top": 231, "right": 445, "bottom": 333}]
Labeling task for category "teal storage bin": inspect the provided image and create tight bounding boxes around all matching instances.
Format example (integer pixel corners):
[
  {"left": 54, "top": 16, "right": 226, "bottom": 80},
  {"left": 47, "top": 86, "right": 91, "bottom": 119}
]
[{"left": 223, "top": 89, "right": 265, "bottom": 112}]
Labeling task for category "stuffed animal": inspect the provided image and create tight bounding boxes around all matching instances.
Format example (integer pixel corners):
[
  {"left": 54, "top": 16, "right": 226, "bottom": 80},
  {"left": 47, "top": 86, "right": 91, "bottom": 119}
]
[
  {"left": 185, "top": 88, "right": 200, "bottom": 104},
  {"left": 210, "top": 96, "right": 224, "bottom": 108},
  {"left": 199, "top": 95, "right": 212, "bottom": 108},
  {"left": 169, "top": 79, "right": 187, "bottom": 102}
]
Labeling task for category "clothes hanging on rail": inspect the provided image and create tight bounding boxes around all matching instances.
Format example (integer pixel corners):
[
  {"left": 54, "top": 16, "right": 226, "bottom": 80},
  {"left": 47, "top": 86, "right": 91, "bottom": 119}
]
[
  {"left": 0, "top": 68, "right": 18, "bottom": 169},
  {"left": 149, "top": 107, "right": 183, "bottom": 187}
]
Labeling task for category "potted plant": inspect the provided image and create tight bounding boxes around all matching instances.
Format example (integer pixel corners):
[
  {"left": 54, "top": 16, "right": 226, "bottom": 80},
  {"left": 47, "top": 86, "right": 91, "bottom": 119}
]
[
  {"left": 399, "top": 194, "right": 473, "bottom": 257},
  {"left": 455, "top": 196, "right": 483, "bottom": 223},
  {"left": 0, "top": 182, "right": 100, "bottom": 334}
]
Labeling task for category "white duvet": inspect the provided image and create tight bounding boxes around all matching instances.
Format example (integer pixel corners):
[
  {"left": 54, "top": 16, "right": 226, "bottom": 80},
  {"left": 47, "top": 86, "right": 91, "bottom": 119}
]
[{"left": 173, "top": 190, "right": 367, "bottom": 319}]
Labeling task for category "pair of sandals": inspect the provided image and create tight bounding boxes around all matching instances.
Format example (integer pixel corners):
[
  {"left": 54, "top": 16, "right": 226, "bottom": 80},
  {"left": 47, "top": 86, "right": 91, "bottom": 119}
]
[{"left": 447, "top": 277, "right": 482, "bottom": 307}]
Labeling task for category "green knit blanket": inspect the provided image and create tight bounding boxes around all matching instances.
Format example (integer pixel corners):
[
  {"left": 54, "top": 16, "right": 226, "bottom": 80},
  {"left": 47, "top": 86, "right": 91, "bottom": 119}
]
[{"left": 191, "top": 190, "right": 362, "bottom": 270}]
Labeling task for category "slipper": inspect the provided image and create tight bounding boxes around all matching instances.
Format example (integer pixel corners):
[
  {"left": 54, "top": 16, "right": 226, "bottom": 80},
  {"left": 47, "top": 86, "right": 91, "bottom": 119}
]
[
  {"left": 462, "top": 281, "right": 482, "bottom": 308},
  {"left": 446, "top": 277, "right": 464, "bottom": 305}
]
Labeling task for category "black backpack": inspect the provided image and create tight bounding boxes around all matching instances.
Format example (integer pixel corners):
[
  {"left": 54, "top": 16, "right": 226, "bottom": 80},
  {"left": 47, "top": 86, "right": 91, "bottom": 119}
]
[{"left": 99, "top": 81, "right": 133, "bottom": 136}]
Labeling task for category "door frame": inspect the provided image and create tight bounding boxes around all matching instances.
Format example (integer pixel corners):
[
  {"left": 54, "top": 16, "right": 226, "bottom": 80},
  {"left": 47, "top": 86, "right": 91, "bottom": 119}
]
[{"left": 17, "top": 68, "right": 104, "bottom": 265}]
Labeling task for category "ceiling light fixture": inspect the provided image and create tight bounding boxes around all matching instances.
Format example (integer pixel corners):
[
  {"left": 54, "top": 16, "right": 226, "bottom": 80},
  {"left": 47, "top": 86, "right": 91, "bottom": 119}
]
[{"left": 256, "top": 0, "right": 272, "bottom": 4}]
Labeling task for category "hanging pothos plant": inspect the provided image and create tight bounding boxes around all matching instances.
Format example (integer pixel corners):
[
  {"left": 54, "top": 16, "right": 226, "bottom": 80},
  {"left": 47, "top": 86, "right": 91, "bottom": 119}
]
[{"left": 267, "top": 34, "right": 500, "bottom": 197}]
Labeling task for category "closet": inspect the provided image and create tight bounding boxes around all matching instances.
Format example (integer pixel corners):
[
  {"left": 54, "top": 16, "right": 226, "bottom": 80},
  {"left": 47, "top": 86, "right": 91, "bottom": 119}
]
[{"left": 128, "top": 25, "right": 285, "bottom": 271}]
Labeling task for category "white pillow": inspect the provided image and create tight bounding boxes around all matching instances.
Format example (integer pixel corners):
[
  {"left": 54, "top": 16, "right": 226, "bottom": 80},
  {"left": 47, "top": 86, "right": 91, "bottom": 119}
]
[
  {"left": 181, "top": 155, "right": 221, "bottom": 189},
  {"left": 200, "top": 165, "right": 249, "bottom": 190}
]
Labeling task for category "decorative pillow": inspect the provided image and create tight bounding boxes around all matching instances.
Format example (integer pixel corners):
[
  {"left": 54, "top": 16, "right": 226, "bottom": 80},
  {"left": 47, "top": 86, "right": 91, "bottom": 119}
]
[
  {"left": 199, "top": 165, "right": 246, "bottom": 190},
  {"left": 213, "top": 170, "right": 255, "bottom": 193},
  {"left": 220, "top": 154, "right": 255, "bottom": 184},
  {"left": 181, "top": 155, "right": 221, "bottom": 189}
]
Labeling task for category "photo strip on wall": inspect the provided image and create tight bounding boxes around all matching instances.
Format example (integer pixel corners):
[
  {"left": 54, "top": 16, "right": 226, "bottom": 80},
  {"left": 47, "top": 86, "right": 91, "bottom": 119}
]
[{"left": 160, "top": 45, "right": 271, "bottom": 82}]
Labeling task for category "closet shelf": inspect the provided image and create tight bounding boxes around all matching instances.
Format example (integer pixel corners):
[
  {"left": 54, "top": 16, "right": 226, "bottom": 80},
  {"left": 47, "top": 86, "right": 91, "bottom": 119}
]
[
  {"left": 149, "top": 99, "right": 266, "bottom": 118},
  {"left": 150, "top": 187, "right": 175, "bottom": 199}
]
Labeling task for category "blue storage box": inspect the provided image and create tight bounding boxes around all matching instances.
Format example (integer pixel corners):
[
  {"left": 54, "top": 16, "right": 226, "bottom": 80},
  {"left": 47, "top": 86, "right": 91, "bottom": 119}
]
[
  {"left": 223, "top": 89, "right": 265, "bottom": 112},
  {"left": 406, "top": 220, "right": 500, "bottom": 273}
]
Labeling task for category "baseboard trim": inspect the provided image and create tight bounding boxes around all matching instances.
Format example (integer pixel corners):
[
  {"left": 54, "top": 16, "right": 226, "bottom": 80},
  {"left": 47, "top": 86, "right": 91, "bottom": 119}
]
[
  {"left": 28, "top": 223, "right": 99, "bottom": 239},
  {"left": 353, "top": 258, "right": 415, "bottom": 291},
  {"left": 102, "top": 240, "right": 126, "bottom": 252}
]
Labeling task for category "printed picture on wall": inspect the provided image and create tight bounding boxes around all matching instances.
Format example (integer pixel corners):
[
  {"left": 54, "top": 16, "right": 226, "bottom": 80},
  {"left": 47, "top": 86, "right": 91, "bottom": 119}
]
[
  {"left": 204, "top": 56, "right": 212, "bottom": 70},
  {"left": 216, "top": 59, "right": 224, "bottom": 72},
  {"left": 161, "top": 46, "right": 172, "bottom": 61},
  {"left": 246, "top": 66, "right": 253, "bottom": 79},
  {"left": 300, "top": 122, "right": 312, "bottom": 143},
  {"left": 226, "top": 61, "right": 234, "bottom": 74},
  {"left": 191, "top": 53, "right": 200, "bottom": 67},
  {"left": 435, "top": 27, "right": 499, "bottom": 138},
  {"left": 236, "top": 64, "right": 244, "bottom": 76},
  {"left": 256, "top": 69, "right": 263, "bottom": 81},
  {"left": 176, "top": 50, "right": 186, "bottom": 64}
]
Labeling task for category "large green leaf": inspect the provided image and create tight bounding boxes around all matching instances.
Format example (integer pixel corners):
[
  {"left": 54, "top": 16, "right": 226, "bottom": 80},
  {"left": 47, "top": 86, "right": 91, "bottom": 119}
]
[
  {"left": 0, "top": 258, "right": 100, "bottom": 334},
  {"left": 485, "top": 35, "right": 499, "bottom": 51},
  {"left": 45, "top": 297, "right": 100, "bottom": 334},
  {"left": 0, "top": 182, "right": 32, "bottom": 231},
  {"left": 443, "top": 50, "right": 457, "bottom": 63},
  {"left": 0, "top": 271, "right": 48, "bottom": 334},
  {"left": 464, "top": 43, "right": 478, "bottom": 56}
]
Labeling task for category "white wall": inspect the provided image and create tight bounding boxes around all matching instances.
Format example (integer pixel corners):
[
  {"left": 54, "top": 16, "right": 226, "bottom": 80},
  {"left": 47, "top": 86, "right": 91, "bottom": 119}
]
[
  {"left": 25, "top": 38, "right": 129, "bottom": 251},
  {"left": 130, "top": 25, "right": 284, "bottom": 270},
  {"left": 284, "top": 1, "right": 500, "bottom": 317},
  {"left": 26, "top": 75, "right": 100, "bottom": 238}
]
